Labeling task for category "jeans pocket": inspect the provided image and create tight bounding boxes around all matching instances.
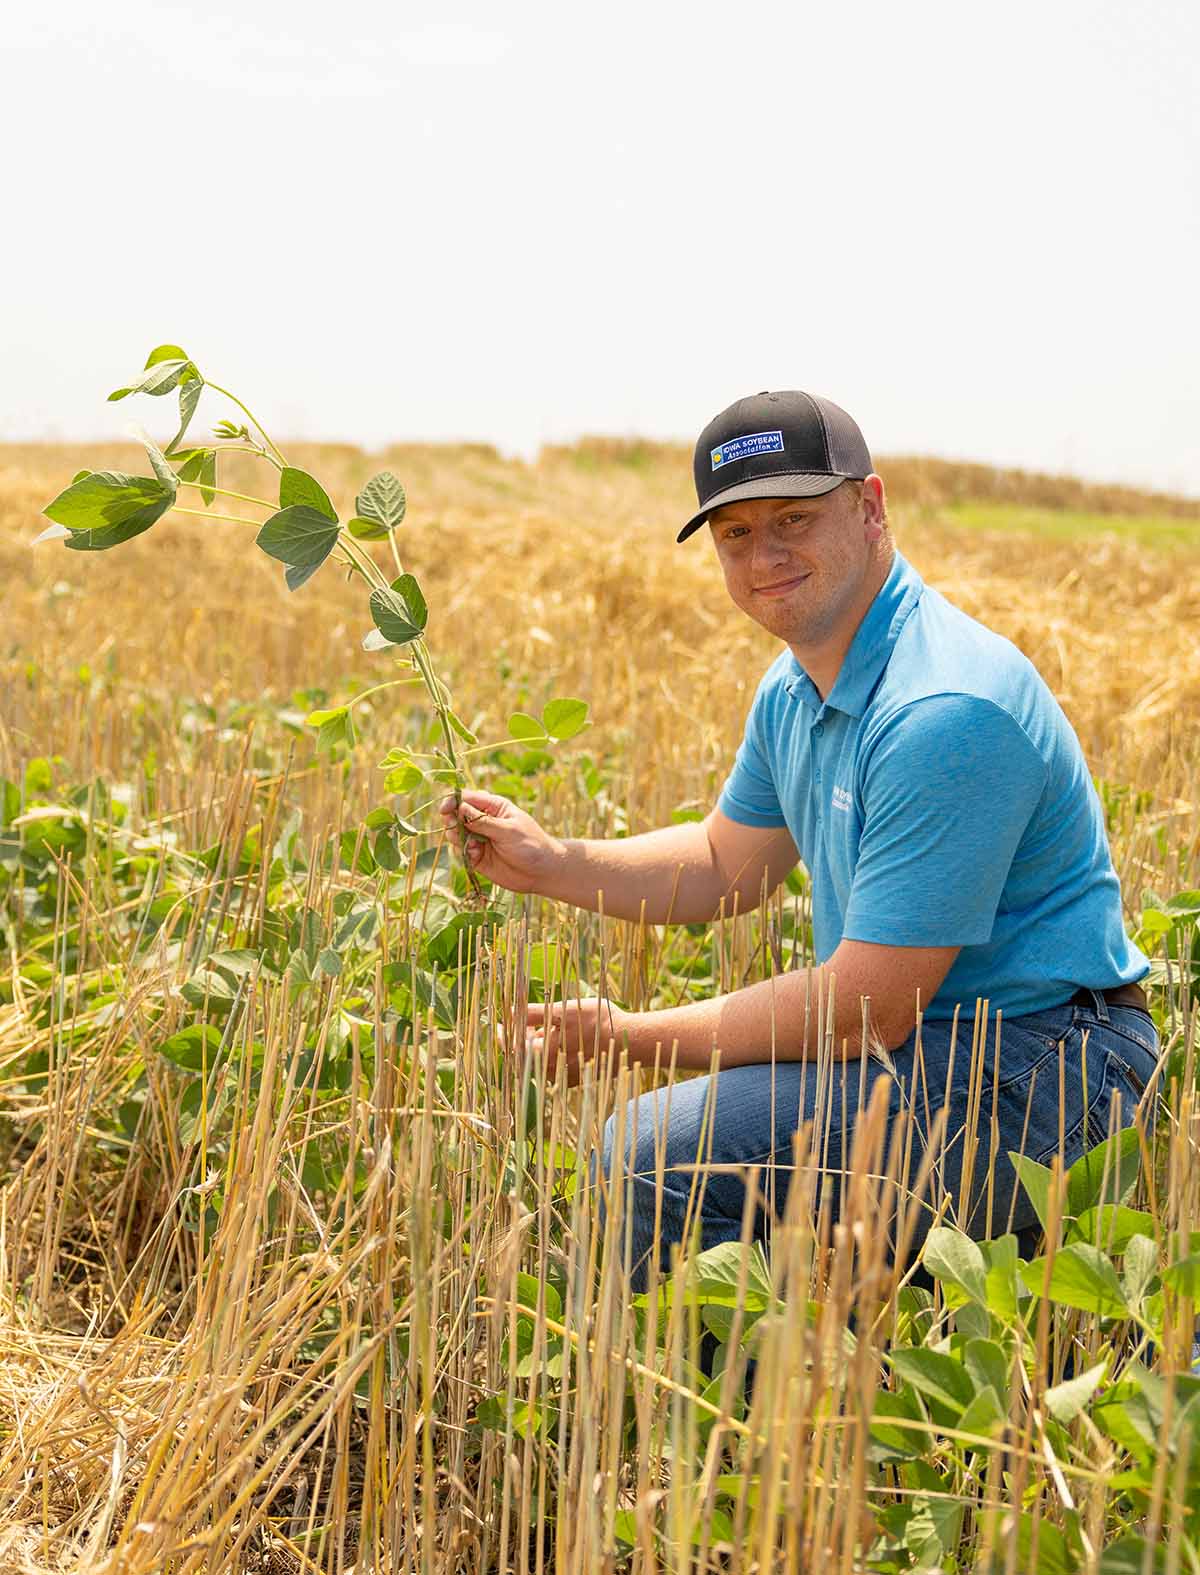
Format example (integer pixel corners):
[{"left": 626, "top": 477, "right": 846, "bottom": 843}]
[{"left": 1032, "top": 1047, "right": 1130, "bottom": 1167}]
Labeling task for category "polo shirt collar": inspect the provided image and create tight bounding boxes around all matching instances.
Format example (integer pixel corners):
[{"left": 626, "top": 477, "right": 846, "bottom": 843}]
[{"left": 783, "top": 551, "right": 924, "bottom": 717}]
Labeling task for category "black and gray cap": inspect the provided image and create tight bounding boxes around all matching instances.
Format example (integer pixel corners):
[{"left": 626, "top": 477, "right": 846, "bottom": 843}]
[{"left": 677, "top": 390, "right": 873, "bottom": 543}]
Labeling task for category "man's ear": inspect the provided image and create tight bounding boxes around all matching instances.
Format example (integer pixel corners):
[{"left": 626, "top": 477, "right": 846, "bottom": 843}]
[{"left": 862, "top": 474, "right": 887, "bottom": 542}]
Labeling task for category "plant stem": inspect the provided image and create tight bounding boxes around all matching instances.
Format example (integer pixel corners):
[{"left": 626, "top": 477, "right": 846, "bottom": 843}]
[
  {"left": 410, "top": 639, "right": 484, "bottom": 903},
  {"left": 212, "top": 442, "right": 284, "bottom": 472},
  {"left": 341, "top": 676, "right": 424, "bottom": 711},
  {"left": 206, "top": 382, "right": 289, "bottom": 467},
  {"left": 177, "top": 481, "right": 276, "bottom": 511},
  {"left": 167, "top": 506, "right": 264, "bottom": 527}
]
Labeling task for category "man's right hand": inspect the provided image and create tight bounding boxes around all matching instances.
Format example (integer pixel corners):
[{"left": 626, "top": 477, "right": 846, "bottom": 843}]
[{"left": 438, "top": 791, "right": 566, "bottom": 895}]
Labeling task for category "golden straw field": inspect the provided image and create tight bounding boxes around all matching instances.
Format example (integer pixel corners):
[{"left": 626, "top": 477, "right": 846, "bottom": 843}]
[{"left": 2, "top": 438, "right": 1200, "bottom": 1573}]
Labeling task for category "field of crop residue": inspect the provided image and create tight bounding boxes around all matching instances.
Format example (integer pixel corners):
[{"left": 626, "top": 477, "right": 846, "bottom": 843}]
[{"left": 2, "top": 439, "right": 1200, "bottom": 1573}]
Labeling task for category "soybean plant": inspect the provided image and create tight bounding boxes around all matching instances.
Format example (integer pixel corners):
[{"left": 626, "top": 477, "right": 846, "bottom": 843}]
[{"left": 36, "top": 344, "right": 588, "bottom": 900}]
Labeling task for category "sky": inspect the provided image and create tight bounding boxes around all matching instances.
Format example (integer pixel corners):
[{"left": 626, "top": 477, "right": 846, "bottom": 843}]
[{"left": 4, "top": 0, "right": 1198, "bottom": 494}]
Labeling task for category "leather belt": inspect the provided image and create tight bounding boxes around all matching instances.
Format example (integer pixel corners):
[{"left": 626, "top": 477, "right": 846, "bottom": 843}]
[{"left": 1068, "top": 982, "right": 1149, "bottom": 1013}]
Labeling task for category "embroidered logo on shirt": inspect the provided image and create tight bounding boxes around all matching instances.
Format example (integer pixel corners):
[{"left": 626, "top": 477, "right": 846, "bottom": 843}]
[
  {"left": 832, "top": 785, "right": 853, "bottom": 813},
  {"left": 710, "top": 430, "right": 784, "bottom": 470}
]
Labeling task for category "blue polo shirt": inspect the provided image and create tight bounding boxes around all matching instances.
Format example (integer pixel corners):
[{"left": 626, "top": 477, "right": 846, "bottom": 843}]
[{"left": 718, "top": 550, "right": 1148, "bottom": 1019}]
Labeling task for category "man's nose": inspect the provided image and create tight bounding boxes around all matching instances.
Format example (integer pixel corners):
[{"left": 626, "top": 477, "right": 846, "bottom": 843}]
[{"left": 751, "top": 530, "right": 790, "bottom": 571}]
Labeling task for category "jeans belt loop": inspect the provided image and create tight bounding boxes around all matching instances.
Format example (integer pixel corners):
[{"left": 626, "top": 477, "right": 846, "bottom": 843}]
[{"left": 1088, "top": 987, "right": 1111, "bottom": 1025}]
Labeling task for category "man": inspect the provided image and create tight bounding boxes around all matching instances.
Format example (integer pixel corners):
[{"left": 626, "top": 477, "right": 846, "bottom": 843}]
[{"left": 441, "top": 390, "right": 1158, "bottom": 1291}]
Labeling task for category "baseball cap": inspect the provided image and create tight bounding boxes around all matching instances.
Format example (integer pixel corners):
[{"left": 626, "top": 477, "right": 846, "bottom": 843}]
[{"left": 677, "top": 390, "right": 873, "bottom": 543}]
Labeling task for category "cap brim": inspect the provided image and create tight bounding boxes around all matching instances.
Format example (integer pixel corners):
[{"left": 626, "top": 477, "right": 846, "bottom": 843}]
[{"left": 676, "top": 472, "right": 848, "bottom": 543}]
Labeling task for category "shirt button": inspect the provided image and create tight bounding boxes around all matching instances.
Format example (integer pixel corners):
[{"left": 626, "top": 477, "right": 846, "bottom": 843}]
[{"left": 813, "top": 722, "right": 824, "bottom": 736}]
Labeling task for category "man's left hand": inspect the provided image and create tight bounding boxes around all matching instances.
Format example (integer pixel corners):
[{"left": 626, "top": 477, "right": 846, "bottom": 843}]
[{"left": 525, "top": 996, "right": 629, "bottom": 1086}]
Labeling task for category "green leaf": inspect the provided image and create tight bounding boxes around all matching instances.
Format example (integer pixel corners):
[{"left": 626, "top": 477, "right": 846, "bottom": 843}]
[
  {"left": 1019, "top": 1243, "right": 1129, "bottom": 1319},
  {"left": 369, "top": 585, "right": 423, "bottom": 645},
  {"left": 508, "top": 712, "right": 545, "bottom": 742},
  {"left": 1009, "top": 1151, "right": 1056, "bottom": 1232},
  {"left": 1163, "top": 1252, "right": 1200, "bottom": 1299},
  {"left": 1045, "top": 1359, "right": 1107, "bottom": 1424},
  {"left": 139, "top": 435, "right": 180, "bottom": 493},
  {"left": 922, "top": 1225, "right": 988, "bottom": 1303},
  {"left": 157, "top": 1024, "right": 224, "bottom": 1071},
  {"left": 167, "top": 375, "right": 204, "bottom": 456},
  {"left": 869, "top": 1387, "right": 928, "bottom": 1460},
  {"left": 965, "top": 1337, "right": 1009, "bottom": 1400},
  {"left": 384, "top": 763, "right": 424, "bottom": 794},
  {"left": 256, "top": 505, "right": 340, "bottom": 591},
  {"left": 1067, "top": 1204, "right": 1157, "bottom": 1255},
  {"left": 391, "top": 573, "right": 427, "bottom": 629},
  {"left": 373, "top": 829, "right": 404, "bottom": 870},
  {"left": 1123, "top": 1234, "right": 1159, "bottom": 1308},
  {"left": 348, "top": 515, "right": 390, "bottom": 540},
  {"left": 1098, "top": 1534, "right": 1169, "bottom": 1573},
  {"left": 279, "top": 467, "right": 337, "bottom": 522},
  {"left": 355, "top": 471, "right": 406, "bottom": 532},
  {"left": 145, "top": 343, "right": 189, "bottom": 366},
  {"left": 887, "top": 1348, "right": 975, "bottom": 1416},
  {"left": 306, "top": 708, "right": 355, "bottom": 753},
  {"left": 978, "top": 1234, "right": 1023, "bottom": 1322},
  {"left": 957, "top": 1384, "right": 1004, "bottom": 1437},
  {"left": 425, "top": 910, "right": 502, "bottom": 970},
  {"left": 542, "top": 697, "right": 589, "bottom": 741},
  {"left": 108, "top": 358, "right": 189, "bottom": 401},
  {"left": 45, "top": 470, "right": 175, "bottom": 552},
  {"left": 1066, "top": 1126, "right": 1140, "bottom": 1219}
]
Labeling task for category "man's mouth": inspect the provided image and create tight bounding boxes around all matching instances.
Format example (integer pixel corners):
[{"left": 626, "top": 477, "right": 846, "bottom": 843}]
[{"left": 753, "top": 573, "right": 809, "bottom": 599}]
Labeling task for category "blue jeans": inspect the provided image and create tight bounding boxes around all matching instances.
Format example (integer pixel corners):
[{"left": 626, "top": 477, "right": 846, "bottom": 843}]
[{"left": 596, "top": 995, "right": 1159, "bottom": 1296}]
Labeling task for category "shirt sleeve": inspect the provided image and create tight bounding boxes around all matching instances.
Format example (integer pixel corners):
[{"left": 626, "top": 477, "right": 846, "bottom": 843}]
[
  {"left": 717, "top": 679, "right": 789, "bottom": 828},
  {"left": 842, "top": 694, "right": 1048, "bottom": 948}
]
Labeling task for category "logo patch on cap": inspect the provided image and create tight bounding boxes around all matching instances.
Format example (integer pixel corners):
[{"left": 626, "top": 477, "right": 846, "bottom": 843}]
[{"left": 710, "top": 430, "right": 784, "bottom": 470}]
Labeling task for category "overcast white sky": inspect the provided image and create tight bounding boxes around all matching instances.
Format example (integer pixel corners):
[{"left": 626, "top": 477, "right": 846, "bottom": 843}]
[{"left": 5, "top": 1, "right": 1198, "bottom": 493}]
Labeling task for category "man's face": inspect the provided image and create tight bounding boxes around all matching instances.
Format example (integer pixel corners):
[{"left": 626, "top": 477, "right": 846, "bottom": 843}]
[{"left": 707, "top": 480, "right": 887, "bottom": 651}]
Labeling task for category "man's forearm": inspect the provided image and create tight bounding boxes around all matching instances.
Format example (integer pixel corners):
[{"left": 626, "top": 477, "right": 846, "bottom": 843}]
[
  {"left": 616, "top": 966, "right": 881, "bottom": 1070},
  {"left": 539, "top": 821, "right": 738, "bottom": 924}
]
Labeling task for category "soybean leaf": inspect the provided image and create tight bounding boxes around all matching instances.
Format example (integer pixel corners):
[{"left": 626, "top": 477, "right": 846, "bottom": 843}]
[
  {"left": 508, "top": 712, "right": 545, "bottom": 742},
  {"left": 355, "top": 471, "right": 406, "bottom": 532},
  {"left": 922, "top": 1225, "right": 988, "bottom": 1304},
  {"left": 32, "top": 522, "right": 72, "bottom": 545},
  {"left": 964, "top": 1337, "right": 1009, "bottom": 1400},
  {"left": 978, "top": 1234, "right": 1023, "bottom": 1322},
  {"left": 1066, "top": 1126, "right": 1141, "bottom": 1220},
  {"left": 45, "top": 470, "right": 176, "bottom": 552},
  {"left": 1019, "top": 1243, "right": 1129, "bottom": 1319},
  {"left": 391, "top": 573, "right": 427, "bottom": 629},
  {"left": 542, "top": 697, "right": 589, "bottom": 740},
  {"left": 888, "top": 1349, "right": 974, "bottom": 1417},
  {"left": 1163, "top": 1252, "right": 1200, "bottom": 1299},
  {"left": 279, "top": 467, "right": 337, "bottom": 522},
  {"left": 198, "top": 449, "right": 217, "bottom": 506},
  {"left": 157, "top": 1023, "right": 224, "bottom": 1072},
  {"left": 167, "top": 375, "right": 204, "bottom": 455},
  {"left": 689, "top": 1240, "right": 773, "bottom": 1306},
  {"left": 373, "top": 829, "right": 403, "bottom": 870},
  {"left": 1045, "top": 1359, "right": 1107, "bottom": 1424},
  {"left": 139, "top": 434, "right": 180, "bottom": 493},
  {"left": 869, "top": 1388, "right": 928, "bottom": 1461},
  {"left": 1098, "top": 1536, "right": 1169, "bottom": 1574},
  {"left": 425, "top": 910, "right": 502, "bottom": 971},
  {"left": 362, "top": 627, "right": 395, "bottom": 652},
  {"left": 957, "top": 1385, "right": 1004, "bottom": 1437},
  {"left": 1123, "top": 1234, "right": 1159, "bottom": 1308},
  {"left": 256, "top": 505, "right": 340, "bottom": 591},
  {"left": 348, "top": 515, "right": 390, "bottom": 540},
  {"left": 384, "top": 763, "right": 424, "bottom": 794},
  {"left": 1009, "top": 1151, "right": 1055, "bottom": 1232},
  {"left": 305, "top": 707, "right": 355, "bottom": 753},
  {"left": 146, "top": 342, "right": 189, "bottom": 366},
  {"left": 108, "top": 358, "right": 189, "bottom": 401},
  {"left": 1067, "top": 1204, "right": 1157, "bottom": 1254},
  {"left": 369, "top": 585, "right": 423, "bottom": 645}
]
